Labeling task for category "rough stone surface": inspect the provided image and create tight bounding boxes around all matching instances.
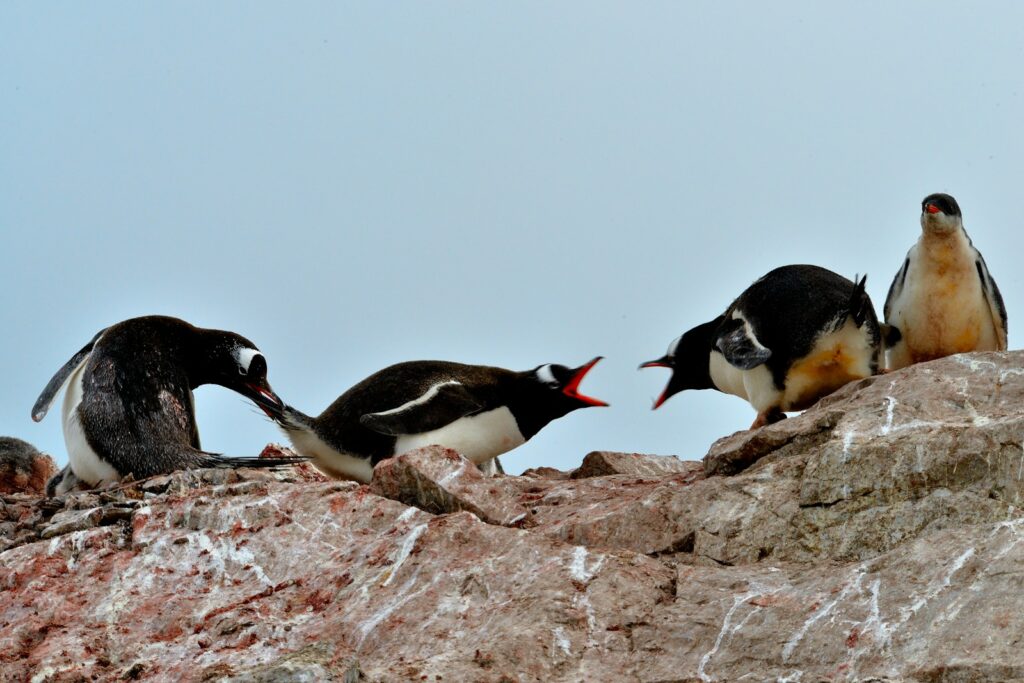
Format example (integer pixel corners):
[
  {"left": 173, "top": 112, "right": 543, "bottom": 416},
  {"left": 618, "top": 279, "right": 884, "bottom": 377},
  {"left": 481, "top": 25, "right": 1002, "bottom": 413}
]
[
  {"left": 0, "top": 436, "right": 57, "bottom": 495},
  {"left": 572, "top": 450, "right": 702, "bottom": 479},
  {"left": 369, "top": 447, "right": 531, "bottom": 526},
  {"left": 1, "top": 351, "right": 1022, "bottom": 682}
]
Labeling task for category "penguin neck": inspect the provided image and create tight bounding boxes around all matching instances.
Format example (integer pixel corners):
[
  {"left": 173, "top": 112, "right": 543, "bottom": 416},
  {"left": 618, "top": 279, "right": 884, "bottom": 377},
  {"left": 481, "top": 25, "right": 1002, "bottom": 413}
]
[
  {"left": 182, "top": 329, "right": 230, "bottom": 389},
  {"left": 918, "top": 225, "right": 972, "bottom": 269},
  {"left": 686, "top": 316, "right": 722, "bottom": 392},
  {"left": 505, "top": 375, "right": 575, "bottom": 441}
]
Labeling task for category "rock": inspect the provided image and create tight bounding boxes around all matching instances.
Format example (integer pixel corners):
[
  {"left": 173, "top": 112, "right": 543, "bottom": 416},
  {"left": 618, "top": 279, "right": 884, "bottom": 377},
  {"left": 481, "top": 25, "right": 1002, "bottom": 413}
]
[
  {"left": 38, "top": 507, "right": 105, "bottom": 538},
  {"left": 0, "top": 351, "right": 1022, "bottom": 681},
  {"left": 688, "top": 351, "right": 1024, "bottom": 564},
  {"left": 633, "top": 518, "right": 1024, "bottom": 681},
  {"left": 369, "top": 447, "right": 531, "bottom": 526},
  {"left": 0, "top": 436, "right": 57, "bottom": 495},
  {"left": 521, "top": 466, "right": 573, "bottom": 480},
  {"left": 571, "top": 450, "right": 702, "bottom": 479}
]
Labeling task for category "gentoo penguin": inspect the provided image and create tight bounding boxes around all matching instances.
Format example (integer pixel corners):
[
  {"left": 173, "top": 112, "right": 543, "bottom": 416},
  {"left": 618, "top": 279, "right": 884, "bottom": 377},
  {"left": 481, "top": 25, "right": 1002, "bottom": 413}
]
[
  {"left": 31, "top": 315, "right": 300, "bottom": 495},
  {"left": 274, "top": 357, "right": 608, "bottom": 482},
  {"left": 641, "top": 265, "right": 883, "bottom": 428},
  {"left": 884, "top": 193, "right": 1007, "bottom": 370}
]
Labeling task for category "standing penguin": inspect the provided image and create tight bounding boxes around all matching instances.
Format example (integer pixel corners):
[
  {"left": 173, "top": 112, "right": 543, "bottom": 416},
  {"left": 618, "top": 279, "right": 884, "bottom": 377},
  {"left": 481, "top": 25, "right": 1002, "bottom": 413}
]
[
  {"left": 32, "top": 316, "right": 299, "bottom": 494},
  {"left": 884, "top": 193, "right": 1007, "bottom": 370},
  {"left": 641, "top": 265, "right": 883, "bottom": 428},
  {"left": 274, "top": 357, "right": 607, "bottom": 482}
]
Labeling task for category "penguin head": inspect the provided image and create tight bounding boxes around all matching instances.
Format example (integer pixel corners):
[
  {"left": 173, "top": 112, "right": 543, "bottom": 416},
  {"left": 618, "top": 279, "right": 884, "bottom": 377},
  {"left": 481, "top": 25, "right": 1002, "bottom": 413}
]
[
  {"left": 530, "top": 356, "right": 609, "bottom": 414},
  {"left": 639, "top": 318, "right": 719, "bottom": 409},
  {"left": 204, "top": 334, "right": 285, "bottom": 419},
  {"left": 920, "top": 193, "right": 963, "bottom": 236}
]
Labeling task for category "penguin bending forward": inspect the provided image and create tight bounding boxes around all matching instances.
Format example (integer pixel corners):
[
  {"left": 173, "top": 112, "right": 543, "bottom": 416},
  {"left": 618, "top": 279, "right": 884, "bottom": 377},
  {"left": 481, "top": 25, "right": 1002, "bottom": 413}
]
[
  {"left": 32, "top": 315, "right": 301, "bottom": 495},
  {"left": 641, "top": 265, "right": 883, "bottom": 429},
  {"left": 275, "top": 357, "right": 608, "bottom": 482},
  {"left": 884, "top": 193, "right": 1007, "bottom": 370}
]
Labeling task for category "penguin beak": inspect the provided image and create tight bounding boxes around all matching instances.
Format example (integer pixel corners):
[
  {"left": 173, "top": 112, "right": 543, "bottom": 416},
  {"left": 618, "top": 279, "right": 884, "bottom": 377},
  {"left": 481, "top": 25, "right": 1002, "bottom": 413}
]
[
  {"left": 639, "top": 357, "right": 680, "bottom": 410},
  {"left": 245, "top": 382, "right": 285, "bottom": 419},
  {"left": 562, "top": 357, "right": 609, "bottom": 407},
  {"left": 638, "top": 355, "right": 673, "bottom": 370},
  {"left": 925, "top": 203, "right": 941, "bottom": 214},
  {"left": 651, "top": 386, "right": 673, "bottom": 410}
]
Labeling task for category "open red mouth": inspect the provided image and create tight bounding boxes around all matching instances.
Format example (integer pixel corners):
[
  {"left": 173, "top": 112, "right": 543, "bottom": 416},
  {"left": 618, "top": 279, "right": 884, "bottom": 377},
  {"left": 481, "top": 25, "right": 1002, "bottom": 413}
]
[
  {"left": 562, "top": 357, "right": 609, "bottom": 407},
  {"left": 639, "top": 357, "right": 674, "bottom": 409},
  {"left": 925, "top": 204, "right": 941, "bottom": 214},
  {"left": 651, "top": 387, "right": 671, "bottom": 410}
]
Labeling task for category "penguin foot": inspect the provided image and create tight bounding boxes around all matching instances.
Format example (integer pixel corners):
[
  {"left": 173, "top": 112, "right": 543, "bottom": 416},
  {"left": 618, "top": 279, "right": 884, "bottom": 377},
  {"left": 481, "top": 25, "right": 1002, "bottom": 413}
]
[{"left": 750, "top": 407, "right": 787, "bottom": 430}]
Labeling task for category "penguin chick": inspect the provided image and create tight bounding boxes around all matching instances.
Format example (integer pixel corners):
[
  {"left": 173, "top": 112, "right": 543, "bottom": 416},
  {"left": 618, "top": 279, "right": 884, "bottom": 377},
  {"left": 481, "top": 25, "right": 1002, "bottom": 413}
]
[
  {"left": 884, "top": 193, "right": 1007, "bottom": 370},
  {"left": 641, "top": 265, "right": 882, "bottom": 429},
  {"left": 31, "top": 315, "right": 302, "bottom": 493},
  {"left": 275, "top": 357, "right": 608, "bottom": 482}
]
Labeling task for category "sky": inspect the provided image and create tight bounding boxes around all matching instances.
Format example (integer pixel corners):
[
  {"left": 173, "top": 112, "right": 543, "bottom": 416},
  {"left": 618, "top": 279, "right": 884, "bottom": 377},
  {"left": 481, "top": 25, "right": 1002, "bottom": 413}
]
[{"left": 2, "top": 3, "right": 1022, "bottom": 475}]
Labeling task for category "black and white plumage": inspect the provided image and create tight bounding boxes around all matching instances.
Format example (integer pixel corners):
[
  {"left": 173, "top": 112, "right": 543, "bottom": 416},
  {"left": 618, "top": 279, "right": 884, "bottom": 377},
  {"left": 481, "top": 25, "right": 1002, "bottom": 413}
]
[
  {"left": 276, "top": 357, "right": 607, "bottom": 482},
  {"left": 641, "top": 265, "right": 883, "bottom": 428},
  {"left": 31, "top": 315, "right": 299, "bottom": 495},
  {"left": 884, "top": 193, "right": 1008, "bottom": 370}
]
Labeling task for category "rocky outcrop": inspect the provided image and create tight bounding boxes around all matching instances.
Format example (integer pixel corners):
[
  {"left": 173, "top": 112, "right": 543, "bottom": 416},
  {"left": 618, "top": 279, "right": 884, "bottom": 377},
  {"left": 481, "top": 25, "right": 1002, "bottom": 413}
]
[
  {"left": 0, "top": 436, "right": 56, "bottom": 495},
  {"left": 1, "top": 351, "right": 1022, "bottom": 682}
]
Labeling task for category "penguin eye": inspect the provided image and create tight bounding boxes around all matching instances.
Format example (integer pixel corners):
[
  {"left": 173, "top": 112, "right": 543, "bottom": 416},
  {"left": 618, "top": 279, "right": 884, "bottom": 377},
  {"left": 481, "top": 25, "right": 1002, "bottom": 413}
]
[{"left": 245, "top": 354, "right": 267, "bottom": 379}]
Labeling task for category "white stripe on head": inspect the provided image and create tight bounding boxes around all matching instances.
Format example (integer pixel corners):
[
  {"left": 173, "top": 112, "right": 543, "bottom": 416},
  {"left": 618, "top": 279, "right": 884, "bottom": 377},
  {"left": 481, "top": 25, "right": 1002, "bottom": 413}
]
[
  {"left": 535, "top": 364, "right": 558, "bottom": 386},
  {"left": 370, "top": 380, "right": 462, "bottom": 417},
  {"left": 233, "top": 347, "right": 261, "bottom": 374},
  {"left": 666, "top": 334, "right": 683, "bottom": 358}
]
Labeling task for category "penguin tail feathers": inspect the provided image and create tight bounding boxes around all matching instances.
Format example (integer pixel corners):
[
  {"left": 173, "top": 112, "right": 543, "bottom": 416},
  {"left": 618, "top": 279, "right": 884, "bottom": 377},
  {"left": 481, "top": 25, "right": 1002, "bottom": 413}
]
[
  {"left": 204, "top": 454, "right": 309, "bottom": 470},
  {"left": 847, "top": 274, "right": 872, "bottom": 328}
]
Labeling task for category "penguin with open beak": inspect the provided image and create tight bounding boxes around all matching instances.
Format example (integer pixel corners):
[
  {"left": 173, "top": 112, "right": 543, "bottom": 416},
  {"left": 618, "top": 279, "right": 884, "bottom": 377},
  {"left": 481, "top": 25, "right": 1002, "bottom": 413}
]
[
  {"left": 275, "top": 357, "right": 607, "bottom": 482},
  {"left": 641, "top": 265, "right": 883, "bottom": 429}
]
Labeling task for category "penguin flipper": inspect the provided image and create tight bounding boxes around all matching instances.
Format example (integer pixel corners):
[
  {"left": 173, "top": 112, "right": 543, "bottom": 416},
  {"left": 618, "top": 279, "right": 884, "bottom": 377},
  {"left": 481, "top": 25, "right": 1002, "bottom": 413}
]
[
  {"left": 716, "top": 321, "right": 772, "bottom": 370},
  {"left": 31, "top": 328, "right": 106, "bottom": 422},
  {"left": 884, "top": 256, "right": 910, "bottom": 323},
  {"left": 360, "top": 381, "right": 485, "bottom": 436},
  {"left": 880, "top": 323, "right": 903, "bottom": 348},
  {"left": 975, "top": 253, "right": 1008, "bottom": 349}
]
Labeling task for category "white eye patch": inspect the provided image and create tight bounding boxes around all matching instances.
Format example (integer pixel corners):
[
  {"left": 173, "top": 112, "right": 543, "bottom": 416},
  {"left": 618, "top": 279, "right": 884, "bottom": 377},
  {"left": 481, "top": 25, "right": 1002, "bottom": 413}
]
[
  {"left": 233, "top": 347, "right": 262, "bottom": 375},
  {"left": 666, "top": 335, "right": 683, "bottom": 357},
  {"left": 535, "top": 364, "right": 558, "bottom": 386}
]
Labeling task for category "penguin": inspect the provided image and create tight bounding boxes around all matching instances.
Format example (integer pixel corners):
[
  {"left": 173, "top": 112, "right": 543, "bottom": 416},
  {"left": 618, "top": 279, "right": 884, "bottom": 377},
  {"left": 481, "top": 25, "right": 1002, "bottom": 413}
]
[
  {"left": 884, "top": 193, "right": 1007, "bottom": 370},
  {"left": 274, "top": 357, "right": 608, "bottom": 482},
  {"left": 31, "top": 315, "right": 301, "bottom": 495},
  {"left": 641, "top": 265, "right": 883, "bottom": 429}
]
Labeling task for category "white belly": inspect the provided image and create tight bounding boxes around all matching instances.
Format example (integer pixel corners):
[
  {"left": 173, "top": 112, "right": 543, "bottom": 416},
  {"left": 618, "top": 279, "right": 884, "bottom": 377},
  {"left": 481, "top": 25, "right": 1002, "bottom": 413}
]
[
  {"left": 709, "top": 350, "right": 781, "bottom": 414},
  {"left": 395, "top": 406, "right": 525, "bottom": 465},
  {"left": 287, "top": 427, "right": 375, "bottom": 483},
  {"left": 62, "top": 360, "right": 119, "bottom": 486},
  {"left": 888, "top": 239, "right": 1000, "bottom": 369}
]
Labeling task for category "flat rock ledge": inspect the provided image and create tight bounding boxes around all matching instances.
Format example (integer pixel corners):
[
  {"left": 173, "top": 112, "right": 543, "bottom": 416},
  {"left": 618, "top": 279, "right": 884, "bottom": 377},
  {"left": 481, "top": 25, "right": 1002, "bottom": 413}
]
[{"left": 1, "top": 351, "right": 1022, "bottom": 682}]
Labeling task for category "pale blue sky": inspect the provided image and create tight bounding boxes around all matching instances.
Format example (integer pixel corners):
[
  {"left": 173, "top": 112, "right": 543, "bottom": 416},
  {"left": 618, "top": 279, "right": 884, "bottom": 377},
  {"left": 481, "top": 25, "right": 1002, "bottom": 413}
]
[{"left": 2, "top": 3, "right": 1022, "bottom": 473}]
